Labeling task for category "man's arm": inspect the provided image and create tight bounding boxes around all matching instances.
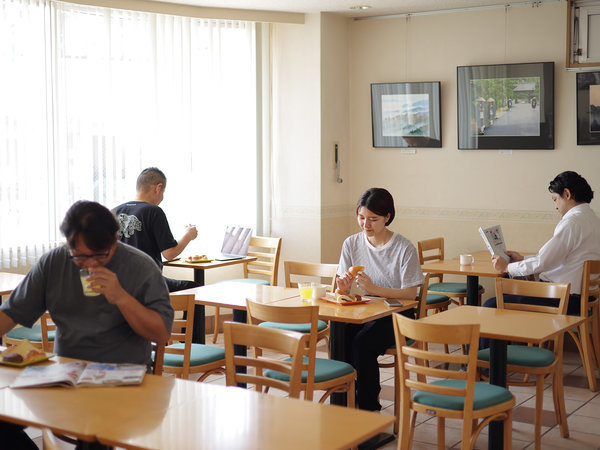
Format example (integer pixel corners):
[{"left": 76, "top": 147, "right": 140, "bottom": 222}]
[
  {"left": 88, "top": 267, "right": 170, "bottom": 343},
  {"left": 162, "top": 225, "right": 198, "bottom": 261},
  {"left": 0, "top": 311, "right": 17, "bottom": 337}
]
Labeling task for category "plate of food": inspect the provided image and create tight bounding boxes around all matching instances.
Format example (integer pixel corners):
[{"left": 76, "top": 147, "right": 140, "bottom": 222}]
[
  {"left": 184, "top": 255, "right": 212, "bottom": 264},
  {"left": 0, "top": 340, "right": 54, "bottom": 367},
  {"left": 323, "top": 290, "right": 370, "bottom": 306}
]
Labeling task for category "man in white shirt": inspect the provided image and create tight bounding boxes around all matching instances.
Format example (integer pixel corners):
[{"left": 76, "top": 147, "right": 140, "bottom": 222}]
[{"left": 488, "top": 171, "right": 600, "bottom": 315}]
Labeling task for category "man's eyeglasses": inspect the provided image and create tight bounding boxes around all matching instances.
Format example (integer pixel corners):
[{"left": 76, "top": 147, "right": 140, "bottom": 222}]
[{"left": 69, "top": 252, "right": 110, "bottom": 262}]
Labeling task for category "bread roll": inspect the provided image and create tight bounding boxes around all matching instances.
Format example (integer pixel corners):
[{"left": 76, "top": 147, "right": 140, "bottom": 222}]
[{"left": 349, "top": 265, "right": 365, "bottom": 277}]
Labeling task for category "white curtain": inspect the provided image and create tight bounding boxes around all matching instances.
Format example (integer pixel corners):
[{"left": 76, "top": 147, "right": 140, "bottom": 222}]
[{"left": 0, "top": 0, "right": 257, "bottom": 269}]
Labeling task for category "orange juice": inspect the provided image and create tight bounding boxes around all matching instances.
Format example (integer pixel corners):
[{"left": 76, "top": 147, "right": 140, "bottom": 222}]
[{"left": 299, "top": 285, "right": 313, "bottom": 300}]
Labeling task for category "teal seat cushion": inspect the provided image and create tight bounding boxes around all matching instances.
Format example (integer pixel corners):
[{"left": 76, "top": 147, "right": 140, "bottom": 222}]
[
  {"left": 478, "top": 345, "right": 555, "bottom": 367},
  {"left": 223, "top": 278, "right": 270, "bottom": 286},
  {"left": 429, "top": 282, "right": 484, "bottom": 294},
  {"left": 6, "top": 324, "right": 55, "bottom": 342},
  {"left": 426, "top": 293, "right": 450, "bottom": 305},
  {"left": 258, "top": 320, "right": 328, "bottom": 333},
  {"left": 413, "top": 379, "right": 513, "bottom": 411},
  {"left": 162, "top": 343, "right": 225, "bottom": 367},
  {"left": 265, "top": 357, "right": 354, "bottom": 383}
]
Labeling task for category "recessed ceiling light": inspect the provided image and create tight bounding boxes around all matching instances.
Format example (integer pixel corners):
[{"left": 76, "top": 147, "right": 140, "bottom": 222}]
[{"left": 349, "top": 5, "right": 371, "bottom": 10}]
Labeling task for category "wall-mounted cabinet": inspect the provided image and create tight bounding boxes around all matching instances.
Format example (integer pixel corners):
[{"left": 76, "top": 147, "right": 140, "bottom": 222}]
[{"left": 567, "top": 0, "right": 600, "bottom": 69}]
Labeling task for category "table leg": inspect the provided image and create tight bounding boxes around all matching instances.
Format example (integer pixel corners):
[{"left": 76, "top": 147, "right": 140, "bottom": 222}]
[
  {"left": 232, "top": 309, "right": 247, "bottom": 388},
  {"left": 191, "top": 270, "right": 206, "bottom": 344},
  {"left": 488, "top": 338, "right": 507, "bottom": 450},
  {"left": 329, "top": 321, "right": 349, "bottom": 406},
  {"left": 466, "top": 275, "right": 480, "bottom": 306}
]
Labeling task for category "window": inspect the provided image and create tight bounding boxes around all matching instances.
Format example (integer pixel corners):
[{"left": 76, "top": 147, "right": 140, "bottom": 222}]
[{"left": 0, "top": 1, "right": 259, "bottom": 269}]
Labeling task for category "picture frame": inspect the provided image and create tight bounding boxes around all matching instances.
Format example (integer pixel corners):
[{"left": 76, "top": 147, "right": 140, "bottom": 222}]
[
  {"left": 371, "top": 82, "right": 441, "bottom": 148},
  {"left": 576, "top": 71, "right": 600, "bottom": 145},
  {"left": 457, "top": 62, "right": 554, "bottom": 150}
]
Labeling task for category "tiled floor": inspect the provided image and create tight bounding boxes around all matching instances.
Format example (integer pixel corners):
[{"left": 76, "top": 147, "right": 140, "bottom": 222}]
[{"left": 27, "top": 334, "right": 600, "bottom": 449}]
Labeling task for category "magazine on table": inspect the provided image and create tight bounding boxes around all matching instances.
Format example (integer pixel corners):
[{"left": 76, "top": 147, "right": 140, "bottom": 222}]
[
  {"left": 478, "top": 225, "right": 509, "bottom": 262},
  {"left": 10, "top": 361, "right": 146, "bottom": 389}
]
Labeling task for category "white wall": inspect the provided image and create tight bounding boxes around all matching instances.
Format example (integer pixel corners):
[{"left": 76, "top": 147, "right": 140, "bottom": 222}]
[{"left": 273, "top": 2, "right": 600, "bottom": 295}]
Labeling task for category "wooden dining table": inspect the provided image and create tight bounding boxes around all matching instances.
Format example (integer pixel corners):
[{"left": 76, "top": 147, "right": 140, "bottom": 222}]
[
  {"left": 163, "top": 256, "right": 257, "bottom": 285},
  {"left": 420, "top": 305, "right": 585, "bottom": 450},
  {"left": 420, "top": 250, "right": 505, "bottom": 306},
  {"left": 0, "top": 363, "right": 394, "bottom": 449}
]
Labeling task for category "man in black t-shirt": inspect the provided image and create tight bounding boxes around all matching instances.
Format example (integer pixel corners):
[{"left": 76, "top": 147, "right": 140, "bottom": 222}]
[{"left": 114, "top": 167, "right": 199, "bottom": 292}]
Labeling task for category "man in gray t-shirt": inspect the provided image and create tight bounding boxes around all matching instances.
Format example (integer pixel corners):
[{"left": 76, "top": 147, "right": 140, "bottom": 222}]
[{"left": 0, "top": 200, "right": 173, "bottom": 449}]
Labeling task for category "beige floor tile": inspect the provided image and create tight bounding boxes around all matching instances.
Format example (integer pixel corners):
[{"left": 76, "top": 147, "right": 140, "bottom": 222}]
[{"left": 540, "top": 427, "right": 600, "bottom": 449}]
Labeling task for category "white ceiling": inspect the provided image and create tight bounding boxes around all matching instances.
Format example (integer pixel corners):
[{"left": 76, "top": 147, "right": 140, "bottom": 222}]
[{"left": 157, "top": 0, "right": 554, "bottom": 18}]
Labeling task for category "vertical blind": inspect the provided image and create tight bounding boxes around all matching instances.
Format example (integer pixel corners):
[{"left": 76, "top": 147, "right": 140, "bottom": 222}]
[{"left": 0, "top": 0, "right": 258, "bottom": 269}]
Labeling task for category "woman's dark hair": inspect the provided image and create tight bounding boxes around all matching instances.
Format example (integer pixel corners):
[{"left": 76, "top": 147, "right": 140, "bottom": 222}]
[
  {"left": 548, "top": 171, "right": 594, "bottom": 203},
  {"left": 356, "top": 188, "right": 395, "bottom": 226},
  {"left": 60, "top": 201, "right": 120, "bottom": 251}
]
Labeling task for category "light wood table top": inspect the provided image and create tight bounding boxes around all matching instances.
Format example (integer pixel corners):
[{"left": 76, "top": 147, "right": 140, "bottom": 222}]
[
  {"left": 421, "top": 256, "right": 505, "bottom": 278},
  {"left": 163, "top": 256, "right": 257, "bottom": 271},
  {"left": 0, "top": 272, "right": 25, "bottom": 296},
  {"left": 420, "top": 305, "right": 584, "bottom": 343},
  {"left": 173, "top": 281, "right": 299, "bottom": 310},
  {"left": 97, "top": 380, "right": 394, "bottom": 450},
  {"left": 274, "top": 295, "right": 418, "bottom": 325},
  {"left": 0, "top": 371, "right": 393, "bottom": 449}
]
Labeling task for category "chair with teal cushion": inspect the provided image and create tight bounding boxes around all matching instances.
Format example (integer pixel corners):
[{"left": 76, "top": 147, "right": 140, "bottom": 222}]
[
  {"left": 212, "top": 236, "right": 282, "bottom": 343},
  {"left": 246, "top": 300, "right": 356, "bottom": 406},
  {"left": 418, "top": 237, "right": 485, "bottom": 306},
  {"left": 393, "top": 314, "right": 515, "bottom": 450},
  {"left": 281, "top": 260, "right": 339, "bottom": 356},
  {"left": 5, "top": 312, "right": 56, "bottom": 352},
  {"left": 477, "top": 277, "right": 571, "bottom": 450},
  {"left": 378, "top": 274, "right": 429, "bottom": 434},
  {"left": 156, "top": 294, "right": 225, "bottom": 381}
]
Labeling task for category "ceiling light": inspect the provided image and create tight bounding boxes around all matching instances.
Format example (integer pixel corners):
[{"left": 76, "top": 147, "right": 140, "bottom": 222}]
[{"left": 349, "top": 5, "right": 371, "bottom": 10}]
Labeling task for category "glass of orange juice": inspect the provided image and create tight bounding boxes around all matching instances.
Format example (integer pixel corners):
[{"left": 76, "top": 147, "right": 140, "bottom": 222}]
[{"left": 298, "top": 282, "right": 313, "bottom": 301}]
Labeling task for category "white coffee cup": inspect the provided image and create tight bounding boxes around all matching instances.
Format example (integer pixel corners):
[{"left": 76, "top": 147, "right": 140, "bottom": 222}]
[
  {"left": 80, "top": 268, "right": 101, "bottom": 297},
  {"left": 459, "top": 254, "right": 474, "bottom": 265},
  {"left": 311, "top": 283, "right": 328, "bottom": 300}
]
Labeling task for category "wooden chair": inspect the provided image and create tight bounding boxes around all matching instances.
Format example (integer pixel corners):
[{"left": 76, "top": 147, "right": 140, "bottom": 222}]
[
  {"left": 42, "top": 428, "right": 60, "bottom": 450},
  {"left": 212, "top": 236, "right": 282, "bottom": 343},
  {"left": 223, "top": 321, "right": 306, "bottom": 398},
  {"left": 246, "top": 300, "right": 356, "bottom": 406},
  {"left": 378, "top": 274, "right": 429, "bottom": 434},
  {"left": 567, "top": 260, "right": 600, "bottom": 391},
  {"left": 393, "top": 314, "right": 515, "bottom": 450},
  {"left": 156, "top": 294, "right": 225, "bottom": 381},
  {"left": 477, "top": 278, "right": 571, "bottom": 450},
  {"left": 418, "top": 237, "right": 484, "bottom": 306},
  {"left": 5, "top": 312, "right": 55, "bottom": 352},
  {"left": 283, "top": 260, "right": 338, "bottom": 354}
]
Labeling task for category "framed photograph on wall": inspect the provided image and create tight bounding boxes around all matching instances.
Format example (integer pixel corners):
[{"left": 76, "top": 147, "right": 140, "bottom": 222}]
[
  {"left": 457, "top": 62, "right": 554, "bottom": 150},
  {"left": 371, "top": 82, "right": 441, "bottom": 148},
  {"left": 576, "top": 71, "right": 600, "bottom": 145}
]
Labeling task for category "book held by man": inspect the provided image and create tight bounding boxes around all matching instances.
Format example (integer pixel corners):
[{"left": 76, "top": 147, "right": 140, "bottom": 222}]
[
  {"left": 10, "top": 361, "right": 146, "bottom": 388},
  {"left": 478, "top": 225, "right": 510, "bottom": 262}
]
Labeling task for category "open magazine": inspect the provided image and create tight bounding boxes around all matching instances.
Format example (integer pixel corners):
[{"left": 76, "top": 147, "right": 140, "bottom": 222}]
[
  {"left": 10, "top": 361, "right": 146, "bottom": 389},
  {"left": 478, "top": 225, "right": 509, "bottom": 262}
]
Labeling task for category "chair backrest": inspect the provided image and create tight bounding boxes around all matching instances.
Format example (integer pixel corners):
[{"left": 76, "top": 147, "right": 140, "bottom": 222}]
[
  {"left": 392, "top": 313, "right": 481, "bottom": 418},
  {"left": 152, "top": 341, "right": 165, "bottom": 375},
  {"left": 42, "top": 428, "right": 60, "bottom": 450},
  {"left": 417, "top": 237, "right": 445, "bottom": 283},
  {"left": 283, "top": 260, "right": 339, "bottom": 292},
  {"left": 246, "top": 300, "right": 319, "bottom": 398},
  {"left": 494, "top": 278, "right": 570, "bottom": 315},
  {"left": 581, "top": 260, "right": 600, "bottom": 316},
  {"left": 163, "top": 294, "right": 195, "bottom": 377},
  {"left": 223, "top": 321, "right": 307, "bottom": 399},
  {"left": 414, "top": 273, "right": 431, "bottom": 320},
  {"left": 40, "top": 312, "right": 55, "bottom": 353},
  {"left": 243, "top": 236, "right": 282, "bottom": 286}
]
